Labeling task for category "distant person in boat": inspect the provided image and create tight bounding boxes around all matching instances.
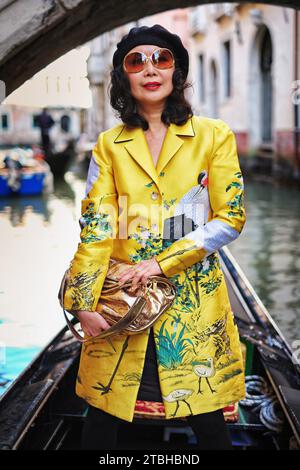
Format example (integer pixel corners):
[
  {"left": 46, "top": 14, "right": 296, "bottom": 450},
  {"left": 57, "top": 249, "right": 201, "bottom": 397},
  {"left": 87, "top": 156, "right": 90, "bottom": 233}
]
[
  {"left": 3, "top": 155, "right": 23, "bottom": 191},
  {"left": 36, "top": 108, "right": 55, "bottom": 156}
]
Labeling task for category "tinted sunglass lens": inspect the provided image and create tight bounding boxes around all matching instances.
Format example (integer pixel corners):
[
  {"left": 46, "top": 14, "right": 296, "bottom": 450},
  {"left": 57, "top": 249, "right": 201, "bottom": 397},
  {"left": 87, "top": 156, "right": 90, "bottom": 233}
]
[
  {"left": 154, "top": 49, "right": 174, "bottom": 68},
  {"left": 124, "top": 49, "right": 174, "bottom": 72},
  {"left": 124, "top": 52, "right": 145, "bottom": 72}
]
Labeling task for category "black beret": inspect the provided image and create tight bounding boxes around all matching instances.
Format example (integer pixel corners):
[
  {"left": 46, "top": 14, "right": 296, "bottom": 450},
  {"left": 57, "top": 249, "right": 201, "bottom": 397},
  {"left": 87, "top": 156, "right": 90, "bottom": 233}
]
[{"left": 112, "top": 24, "right": 189, "bottom": 80}]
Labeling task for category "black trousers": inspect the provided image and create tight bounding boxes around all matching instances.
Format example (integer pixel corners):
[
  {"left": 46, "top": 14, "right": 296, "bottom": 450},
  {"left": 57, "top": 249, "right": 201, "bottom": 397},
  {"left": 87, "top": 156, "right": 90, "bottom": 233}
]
[
  {"left": 80, "top": 329, "right": 233, "bottom": 450},
  {"left": 81, "top": 404, "right": 233, "bottom": 450}
]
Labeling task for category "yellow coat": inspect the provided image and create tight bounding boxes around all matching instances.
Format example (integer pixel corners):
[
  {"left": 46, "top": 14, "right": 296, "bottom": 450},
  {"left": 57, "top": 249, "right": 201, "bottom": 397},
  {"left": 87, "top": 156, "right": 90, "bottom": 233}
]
[{"left": 63, "top": 115, "right": 247, "bottom": 422}]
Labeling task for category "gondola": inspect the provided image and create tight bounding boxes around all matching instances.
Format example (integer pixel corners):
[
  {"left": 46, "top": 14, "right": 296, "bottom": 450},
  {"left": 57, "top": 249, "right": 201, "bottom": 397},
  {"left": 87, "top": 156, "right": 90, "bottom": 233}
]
[
  {"left": 0, "top": 246, "right": 299, "bottom": 450},
  {"left": 44, "top": 139, "right": 76, "bottom": 178}
]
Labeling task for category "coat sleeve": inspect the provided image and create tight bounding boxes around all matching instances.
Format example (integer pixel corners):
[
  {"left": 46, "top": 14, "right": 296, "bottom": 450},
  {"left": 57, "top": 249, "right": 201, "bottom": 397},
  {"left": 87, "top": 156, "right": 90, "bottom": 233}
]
[
  {"left": 155, "top": 119, "right": 246, "bottom": 278},
  {"left": 63, "top": 132, "right": 118, "bottom": 312}
]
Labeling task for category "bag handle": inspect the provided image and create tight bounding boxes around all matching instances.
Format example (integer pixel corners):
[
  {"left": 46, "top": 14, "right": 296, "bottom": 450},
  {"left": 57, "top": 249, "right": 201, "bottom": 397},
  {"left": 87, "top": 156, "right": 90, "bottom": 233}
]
[{"left": 58, "top": 269, "right": 147, "bottom": 343}]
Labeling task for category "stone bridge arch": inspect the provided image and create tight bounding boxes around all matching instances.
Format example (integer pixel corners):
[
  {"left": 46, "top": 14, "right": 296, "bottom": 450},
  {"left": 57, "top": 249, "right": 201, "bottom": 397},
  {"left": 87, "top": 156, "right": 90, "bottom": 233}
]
[{"left": 0, "top": 0, "right": 298, "bottom": 97}]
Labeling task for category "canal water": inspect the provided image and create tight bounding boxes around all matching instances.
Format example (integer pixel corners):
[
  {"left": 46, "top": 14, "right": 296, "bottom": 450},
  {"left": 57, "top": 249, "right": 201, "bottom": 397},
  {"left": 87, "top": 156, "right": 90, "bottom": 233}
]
[{"left": 0, "top": 169, "right": 299, "bottom": 395}]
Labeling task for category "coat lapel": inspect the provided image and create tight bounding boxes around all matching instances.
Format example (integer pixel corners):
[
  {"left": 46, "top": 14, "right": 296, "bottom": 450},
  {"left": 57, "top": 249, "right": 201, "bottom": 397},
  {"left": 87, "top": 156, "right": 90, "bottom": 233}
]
[{"left": 114, "top": 117, "right": 195, "bottom": 189}]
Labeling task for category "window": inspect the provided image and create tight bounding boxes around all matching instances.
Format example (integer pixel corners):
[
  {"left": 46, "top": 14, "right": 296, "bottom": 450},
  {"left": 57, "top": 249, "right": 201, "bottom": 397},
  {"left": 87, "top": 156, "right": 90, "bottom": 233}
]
[
  {"left": 199, "top": 54, "right": 205, "bottom": 103},
  {"left": 1, "top": 114, "right": 9, "bottom": 129},
  {"left": 32, "top": 115, "right": 40, "bottom": 128},
  {"left": 223, "top": 40, "right": 231, "bottom": 98},
  {"left": 60, "top": 114, "right": 71, "bottom": 132}
]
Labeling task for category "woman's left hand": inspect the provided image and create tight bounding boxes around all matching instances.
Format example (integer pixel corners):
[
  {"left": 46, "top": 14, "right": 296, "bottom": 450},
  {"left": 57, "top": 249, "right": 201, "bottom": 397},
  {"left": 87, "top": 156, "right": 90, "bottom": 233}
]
[{"left": 118, "top": 258, "right": 163, "bottom": 290}]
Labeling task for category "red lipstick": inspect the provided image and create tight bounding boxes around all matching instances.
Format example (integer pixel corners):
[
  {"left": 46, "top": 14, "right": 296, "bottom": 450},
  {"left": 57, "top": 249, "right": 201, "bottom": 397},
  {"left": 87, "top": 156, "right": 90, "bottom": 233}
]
[{"left": 143, "top": 82, "right": 161, "bottom": 90}]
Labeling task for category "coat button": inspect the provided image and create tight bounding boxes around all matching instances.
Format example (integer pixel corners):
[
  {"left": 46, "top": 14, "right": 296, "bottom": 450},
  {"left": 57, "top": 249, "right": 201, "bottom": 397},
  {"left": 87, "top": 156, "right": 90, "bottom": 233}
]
[{"left": 151, "top": 191, "right": 159, "bottom": 200}]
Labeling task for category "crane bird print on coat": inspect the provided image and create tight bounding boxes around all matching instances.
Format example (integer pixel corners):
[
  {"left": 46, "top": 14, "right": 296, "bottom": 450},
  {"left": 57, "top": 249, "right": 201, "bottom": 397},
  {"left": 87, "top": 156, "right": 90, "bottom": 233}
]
[
  {"left": 162, "top": 389, "right": 194, "bottom": 418},
  {"left": 162, "top": 170, "right": 209, "bottom": 241},
  {"left": 61, "top": 116, "right": 247, "bottom": 422},
  {"left": 192, "top": 357, "right": 216, "bottom": 395}
]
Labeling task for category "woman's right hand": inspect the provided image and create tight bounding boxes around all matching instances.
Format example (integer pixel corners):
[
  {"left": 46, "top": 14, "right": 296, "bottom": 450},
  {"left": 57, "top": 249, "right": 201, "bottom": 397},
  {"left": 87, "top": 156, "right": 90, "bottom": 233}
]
[{"left": 75, "top": 310, "right": 111, "bottom": 337}]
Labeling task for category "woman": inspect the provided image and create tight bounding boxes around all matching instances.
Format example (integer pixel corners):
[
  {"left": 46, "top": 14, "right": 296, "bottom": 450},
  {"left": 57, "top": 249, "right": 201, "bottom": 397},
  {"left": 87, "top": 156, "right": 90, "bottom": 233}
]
[{"left": 62, "top": 24, "right": 246, "bottom": 450}]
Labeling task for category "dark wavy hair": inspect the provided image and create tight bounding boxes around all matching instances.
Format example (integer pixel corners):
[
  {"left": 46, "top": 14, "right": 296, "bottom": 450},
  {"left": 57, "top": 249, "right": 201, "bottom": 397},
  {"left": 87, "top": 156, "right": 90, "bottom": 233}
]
[{"left": 108, "top": 61, "right": 193, "bottom": 130}]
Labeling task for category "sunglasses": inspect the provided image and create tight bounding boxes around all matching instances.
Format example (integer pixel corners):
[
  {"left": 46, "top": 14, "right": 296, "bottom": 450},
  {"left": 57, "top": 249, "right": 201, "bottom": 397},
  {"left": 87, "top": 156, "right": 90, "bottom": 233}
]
[{"left": 123, "top": 48, "right": 175, "bottom": 73}]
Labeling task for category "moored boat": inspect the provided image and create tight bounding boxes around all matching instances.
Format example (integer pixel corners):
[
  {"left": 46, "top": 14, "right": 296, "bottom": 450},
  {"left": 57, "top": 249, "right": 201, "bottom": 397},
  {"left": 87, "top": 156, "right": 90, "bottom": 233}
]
[{"left": 0, "top": 146, "right": 53, "bottom": 197}]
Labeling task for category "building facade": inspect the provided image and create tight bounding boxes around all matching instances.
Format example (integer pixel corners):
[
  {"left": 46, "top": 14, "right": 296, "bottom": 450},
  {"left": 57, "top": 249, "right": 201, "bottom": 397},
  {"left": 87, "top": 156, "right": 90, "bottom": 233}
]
[
  {"left": 87, "top": 3, "right": 300, "bottom": 178},
  {"left": 0, "top": 46, "right": 90, "bottom": 149},
  {"left": 189, "top": 3, "right": 300, "bottom": 177}
]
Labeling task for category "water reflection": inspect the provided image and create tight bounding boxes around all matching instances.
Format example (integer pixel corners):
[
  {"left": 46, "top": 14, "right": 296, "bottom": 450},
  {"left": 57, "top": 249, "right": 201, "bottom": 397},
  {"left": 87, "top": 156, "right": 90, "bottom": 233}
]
[
  {"left": 0, "top": 197, "right": 51, "bottom": 226},
  {"left": 0, "top": 175, "right": 79, "bottom": 226},
  {"left": 0, "top": 171, "right": 86, "bottom": 394},
  {"left": 229, "top": 176, "right": 300, "bottom": 346}
]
